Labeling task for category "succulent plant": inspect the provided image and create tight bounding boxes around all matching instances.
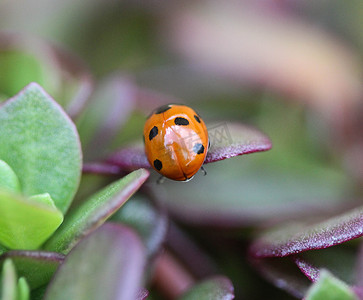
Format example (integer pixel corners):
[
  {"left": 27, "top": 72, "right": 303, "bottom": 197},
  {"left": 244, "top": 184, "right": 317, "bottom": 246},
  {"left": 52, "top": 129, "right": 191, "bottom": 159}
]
[{"left": 0, "top": 2, "right": 363, "bottom": 300}]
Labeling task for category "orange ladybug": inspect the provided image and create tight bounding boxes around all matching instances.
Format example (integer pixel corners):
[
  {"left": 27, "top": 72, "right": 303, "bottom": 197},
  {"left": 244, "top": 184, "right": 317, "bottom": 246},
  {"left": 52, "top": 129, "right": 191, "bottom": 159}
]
[{"left": 144, "top": 104, "right": 209, "bottom": 181}]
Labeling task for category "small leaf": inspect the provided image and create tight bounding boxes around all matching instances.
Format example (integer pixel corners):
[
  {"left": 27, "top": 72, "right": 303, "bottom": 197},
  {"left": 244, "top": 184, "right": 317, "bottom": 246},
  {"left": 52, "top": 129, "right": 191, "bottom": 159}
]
[
  {"left": 1, "top": 259, "right": 17, "bottom": 300},
  {"left": 0, "top": 160, "right": 21, "bottom": 193},
  {"left": 44, "top": 169, "right": 149, "bottom": 253},
  {"left": 250, "top": 206, "right": 363, "bottom": 258},
  {"left": 0, "top": 259, "right": 29, "bottom": 300},
  {"left": 178, "top": 276, "right": 234, "bottom": 300},
  {"left": 294, "top": 257, "right": 320, "bottom": 283},
  {"left": 28, "top": 193, "right": 57, "bottom": 209},
  {"left": 305, "top": 270, "right": 357, "bottom": 300},
  {"left": 0, "top": 190, "right": 63, "bottom": 250},
  {"left": 16, "top": 278, "right": 30, "bottom": 300},
  {"left": 0, "top": 83, "right": 82, "bottom": 213},
  {"left": 43, "top": 223, "right": 145, "bottom": 300},
  {"left": 0, "top": 251, "right": 64, "bottom": 290},
  {"left": 106, "top": 122, "right": 271, "bottom": 171},
  {"left": 204, "top": 122, "right": 272, "bottom": 163},
  {"left": 111, "top": 193, "right": 167, "bottom": 258}
]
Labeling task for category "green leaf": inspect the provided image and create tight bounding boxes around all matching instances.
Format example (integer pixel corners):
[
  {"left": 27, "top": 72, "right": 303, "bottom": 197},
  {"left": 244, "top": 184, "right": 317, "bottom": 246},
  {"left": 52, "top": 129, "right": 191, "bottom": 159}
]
[
  {"left": 0, "top": 251, "right": 64, "bottom": 290},
  {"left": 43, "top": 223, "right": 145, "bottom": 300},
  {"left": 178, "top": 276, "right": 234, "bottom": 300},
  {"left": 0, "top": 190, "right": 63, "bottom": 250},
  {"left": 29, "top": 193, "right": 57, "bottom": 209},
  {"left": 16, "top": 278, "right": 30, "bottom": 300},
  {"left": 0, "top": 83, "right": 82, "bottom": 213},
  {"left": 44, "top": 169, "right": 149, "bottom": 253},
  {"left": 0, "top": 160, "right": 21, "bottom": 193},
  {"left": 1, "top": 259, "right": 17, "bottom": 300},
  {"left": 305, "top": 270, "right": 357, "bottom": 300},
  {"left": 0, "top": 260, "right": 30, "bottom": 300}
]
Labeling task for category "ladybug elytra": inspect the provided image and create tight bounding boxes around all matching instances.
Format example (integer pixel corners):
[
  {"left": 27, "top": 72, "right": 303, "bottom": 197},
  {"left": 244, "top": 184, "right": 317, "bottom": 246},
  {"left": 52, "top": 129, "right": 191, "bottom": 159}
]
[{"left": 144, "top": 104, "right": 209, "bottom": 181}]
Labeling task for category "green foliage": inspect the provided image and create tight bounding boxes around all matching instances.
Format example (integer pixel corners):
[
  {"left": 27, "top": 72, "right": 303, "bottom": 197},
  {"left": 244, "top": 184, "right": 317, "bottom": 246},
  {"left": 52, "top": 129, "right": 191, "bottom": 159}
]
[
  {"left": 0, "top": 259, "right": 30, "bottom": 300},
  {"left": 44, "top": 169, "right": 149, "bottom": 253},
  {"left": 0, "top": 251, "right": 64, "bottom": 290},
  {"left": 0, "top": 190, "right": 63, "bottom": 250},
  {"left": 0, "top": 160, "right": 21, "bottom": 193},
  {"left": 305, "top": 270, "right": 357, "bottom": 300},
  {"left": 0, "top": 83, "right": 82, "bottom": 213}
]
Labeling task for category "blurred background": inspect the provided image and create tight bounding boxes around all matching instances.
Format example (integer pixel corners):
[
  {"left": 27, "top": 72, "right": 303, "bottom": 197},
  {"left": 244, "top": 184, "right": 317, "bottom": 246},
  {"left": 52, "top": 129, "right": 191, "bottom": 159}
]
[{"left": 0, "top": 0, "right": 362, "bottom": 299}]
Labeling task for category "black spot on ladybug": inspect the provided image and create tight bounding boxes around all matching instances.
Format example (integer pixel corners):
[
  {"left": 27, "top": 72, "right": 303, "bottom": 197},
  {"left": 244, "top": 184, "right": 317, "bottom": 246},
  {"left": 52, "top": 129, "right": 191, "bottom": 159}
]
[
  {"left": 194, "top": 115, "right": 201, "bottom": 123},
  {"left": 193, "top": 143, "right": 205, "bottom": 154},
  {"left": 149, "top": 126, "right": 158, "bottom": 141},
  {"left": 154, "top": 159, "right": 162, "bottom": 171},
  {"left": 155, "top": 104, "right": 172, "bottom": 114},
  {"left": 175, "top": 117, "right": 189, "bottom": 126}
]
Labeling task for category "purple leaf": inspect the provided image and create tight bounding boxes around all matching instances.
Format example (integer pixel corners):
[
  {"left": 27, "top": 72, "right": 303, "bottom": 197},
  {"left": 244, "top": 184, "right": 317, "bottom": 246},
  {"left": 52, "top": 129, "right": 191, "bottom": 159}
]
[
  {"left": 107, "top": 147, "right": 150, "bottom": 171},
  {"left": 0, "top": 250, "right": 64, "bottom": 289},
  {"left": 44, "top": 223, "right": 145, "bottom": 300},
  {"left": 106, "top": 122, "right": 271, "bottom": 171},
  {"left": 250, "top": 206, "right": 363, "bottom": 258},
  {"left": 294, "top": 256, "right": 320, "bottom": 282},
  {"left": 204, "top": 122, "right": 271, "bottom": 163}
]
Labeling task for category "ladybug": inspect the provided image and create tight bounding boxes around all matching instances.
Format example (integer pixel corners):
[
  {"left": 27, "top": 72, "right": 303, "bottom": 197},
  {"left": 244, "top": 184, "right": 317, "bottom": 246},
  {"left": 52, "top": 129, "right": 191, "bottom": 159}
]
[{"left": 144, "top": 104, "right": 209, "bottom": 181}]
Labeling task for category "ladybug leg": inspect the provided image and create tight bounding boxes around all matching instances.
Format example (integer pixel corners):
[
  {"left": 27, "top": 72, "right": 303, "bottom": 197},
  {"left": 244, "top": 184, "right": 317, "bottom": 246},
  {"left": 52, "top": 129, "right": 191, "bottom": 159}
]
[
  {"left": 157, "top": 175, "right": 165, "bottom": 184},
  {"left": 201, "top": 166, "right": 207, "bottom": 176}
]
